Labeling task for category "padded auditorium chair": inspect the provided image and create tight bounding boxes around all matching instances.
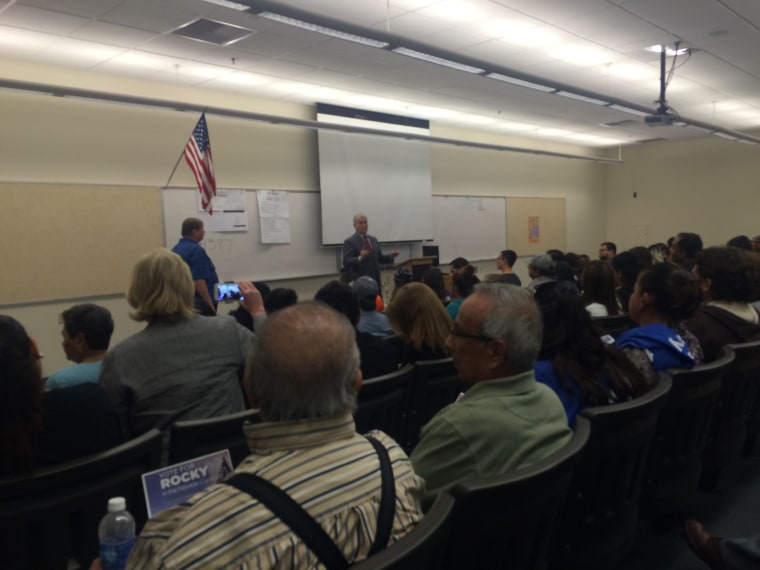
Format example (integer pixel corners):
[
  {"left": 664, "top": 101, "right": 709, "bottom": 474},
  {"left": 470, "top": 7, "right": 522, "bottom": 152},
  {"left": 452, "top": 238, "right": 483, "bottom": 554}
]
[
  {"left": 168, "top": 408, "right": 260, "bottom": 467},
  {"left": 551, "top": 375, "right": 671, "bottom": 570},
  {"left": 0, "top": 429, "right": 162, "bottom": 570},
  {"left": 591, "top": 313, "right": 634, "bottom": 338},
  {"left": 639, "top": 348, "right": 734, "bottom": 520},
  {"left": 403, "top": 357, "right": 462, "bottom": 452},
  {"left": 350, "top": 492, "right": 456, "bottom": 569},
  {"left": 439, "top": 416, "right": 590, "bottom": 570},
  {"left": 354, "top": 364, "right": 415, "bottom": 442},
  {"left": 700, "top": 339, "right": 760, "bottom": 489}
]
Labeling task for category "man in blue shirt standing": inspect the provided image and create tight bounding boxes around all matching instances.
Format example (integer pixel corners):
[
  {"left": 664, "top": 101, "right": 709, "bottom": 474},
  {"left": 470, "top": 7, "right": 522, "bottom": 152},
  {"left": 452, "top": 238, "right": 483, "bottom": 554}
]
[{"left": 172, "top": 217, "right": 219, "bottom": 315}]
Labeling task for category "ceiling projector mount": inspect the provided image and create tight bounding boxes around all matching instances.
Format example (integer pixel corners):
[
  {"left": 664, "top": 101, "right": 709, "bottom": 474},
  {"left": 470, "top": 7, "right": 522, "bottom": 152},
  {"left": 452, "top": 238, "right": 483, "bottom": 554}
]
[{"left": 645, "top": 41, "right": 690, "bottom": 126}]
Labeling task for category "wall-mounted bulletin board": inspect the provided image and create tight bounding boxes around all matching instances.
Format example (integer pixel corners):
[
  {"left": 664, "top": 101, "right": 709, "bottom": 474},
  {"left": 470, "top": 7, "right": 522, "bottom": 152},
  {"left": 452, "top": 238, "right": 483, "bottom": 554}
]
[
  {"left": 0, "top": 183, "right": 163, "bottom": 304},
  {"left": 506, "top": 197, "right": 566, "bottom": 256}
]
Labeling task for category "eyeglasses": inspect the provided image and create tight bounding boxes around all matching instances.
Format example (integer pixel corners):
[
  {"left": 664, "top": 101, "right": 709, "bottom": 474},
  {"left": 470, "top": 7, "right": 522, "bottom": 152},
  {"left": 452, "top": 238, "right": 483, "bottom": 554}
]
[{"left": 449, "top": 323, "right": 494, "bottom": 343}]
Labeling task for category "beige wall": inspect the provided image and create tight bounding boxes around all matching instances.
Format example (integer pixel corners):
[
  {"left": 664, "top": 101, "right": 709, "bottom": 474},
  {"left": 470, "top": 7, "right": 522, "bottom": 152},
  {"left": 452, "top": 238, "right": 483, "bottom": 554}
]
[
  {"left": 604, "top": 136, "right": 760, "bottom": 250},
  {"left": 1, "top": 61, "right": 607, "bottom": 374}
]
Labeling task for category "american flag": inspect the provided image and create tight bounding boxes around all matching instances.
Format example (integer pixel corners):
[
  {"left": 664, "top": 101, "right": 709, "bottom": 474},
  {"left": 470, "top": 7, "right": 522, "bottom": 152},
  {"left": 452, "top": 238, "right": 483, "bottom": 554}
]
[{"left": 184, "top": 113, "right": 216, "bottom": 214}]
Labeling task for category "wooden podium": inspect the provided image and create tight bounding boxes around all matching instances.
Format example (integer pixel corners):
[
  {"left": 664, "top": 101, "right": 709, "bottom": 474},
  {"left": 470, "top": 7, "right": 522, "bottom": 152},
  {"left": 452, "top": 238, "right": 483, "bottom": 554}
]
[{"left": 395, "top": 256, "right": 437, "bottom": 281}]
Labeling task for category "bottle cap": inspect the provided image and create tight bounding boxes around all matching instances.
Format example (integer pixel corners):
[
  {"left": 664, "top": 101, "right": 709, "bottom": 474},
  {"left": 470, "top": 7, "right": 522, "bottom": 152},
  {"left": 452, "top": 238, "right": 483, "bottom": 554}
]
[{"left": 107, "top": 497, "right": 126, "bottom": 513}]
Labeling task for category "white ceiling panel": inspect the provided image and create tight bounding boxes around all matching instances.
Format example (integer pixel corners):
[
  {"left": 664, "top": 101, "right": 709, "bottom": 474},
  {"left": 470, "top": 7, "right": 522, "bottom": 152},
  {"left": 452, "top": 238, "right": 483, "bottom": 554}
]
[
  {"left": 98, "top": 0, "right": 206, "bottom": 34},
  {"left": 0, "top": 3, "right": 89, "bottom": 35},
  {"left": 3, "top": 0, "right": 760, "bottom": 147},
  {"left": 69, "top": 21, "right": 159, "bottom": 48}
]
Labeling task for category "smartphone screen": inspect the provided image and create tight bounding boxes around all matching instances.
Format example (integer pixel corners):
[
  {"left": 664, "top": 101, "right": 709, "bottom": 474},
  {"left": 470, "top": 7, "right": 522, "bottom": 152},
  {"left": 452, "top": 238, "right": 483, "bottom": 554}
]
[{"left": 216, "top": 282, "right": 243, "bottom": 302}]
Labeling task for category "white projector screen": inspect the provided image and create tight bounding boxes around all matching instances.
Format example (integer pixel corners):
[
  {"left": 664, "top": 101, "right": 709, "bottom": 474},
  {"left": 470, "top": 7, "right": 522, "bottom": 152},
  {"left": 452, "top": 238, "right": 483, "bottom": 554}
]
[{"left": 317, "top": 103, "right": 434, "bottom": 246}]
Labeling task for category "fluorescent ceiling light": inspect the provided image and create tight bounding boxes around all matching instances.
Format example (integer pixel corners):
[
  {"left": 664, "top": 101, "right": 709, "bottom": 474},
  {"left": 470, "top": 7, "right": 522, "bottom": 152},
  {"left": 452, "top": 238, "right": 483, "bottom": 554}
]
[
  {"left": 606, "top": 63, "right": 652, "bottom": 81},
  {"left": 646, "top": 44, "right": 689, "bottom": 56},
  {"left": 713, "top": 132, "right": 739, "bottom": 141},
  {"left": 536, "top": 127, "right": 571, "bottom": 137},
  {"left": 736, "top": 139, "right": 759, "bottom": 145},
  {"left": 608, "top": 104, "right": 650, "bottom": 117},
  {"left": 486, "top": 73, "right": 555, "bottom": 92},
  {"left": 258, "top": 12, "right": 389, "bottom": 48},
  {"left": 555, "top": 90, "right": 608, "bottom": 105},
  {"left": 485, "top": 21, "right": 555, "bottom": 47},
  {"left": 497, "top": 121, "right": 538, "bottom": 132},
  {"left": 392, "top": 47, "right": 485, "bottom": 74},
  {"left": 201, "top": 0, "right": 249, "bottom": 10},
  {"left": 558, "top": 45, "right": 610, "bottom": 66}
]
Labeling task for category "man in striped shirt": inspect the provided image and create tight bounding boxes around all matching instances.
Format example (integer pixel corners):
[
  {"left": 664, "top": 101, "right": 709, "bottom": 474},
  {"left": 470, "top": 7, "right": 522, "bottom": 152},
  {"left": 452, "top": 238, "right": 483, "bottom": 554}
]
[{"left": 127, "top": 302, "right": 424, "bottom": 569}]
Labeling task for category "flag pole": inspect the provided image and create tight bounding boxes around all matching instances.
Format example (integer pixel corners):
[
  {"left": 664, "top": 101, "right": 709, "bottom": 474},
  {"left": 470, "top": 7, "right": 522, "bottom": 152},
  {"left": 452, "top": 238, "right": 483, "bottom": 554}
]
[{"left": 165, "top": 109, "right": 207, "bottom": 187}]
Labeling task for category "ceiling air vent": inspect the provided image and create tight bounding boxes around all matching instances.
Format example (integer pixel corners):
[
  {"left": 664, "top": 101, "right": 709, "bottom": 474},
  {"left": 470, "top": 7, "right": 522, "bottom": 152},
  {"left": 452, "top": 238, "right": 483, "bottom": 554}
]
[{"left": 172, "top": 18, "right": 254, "bottom": 46}]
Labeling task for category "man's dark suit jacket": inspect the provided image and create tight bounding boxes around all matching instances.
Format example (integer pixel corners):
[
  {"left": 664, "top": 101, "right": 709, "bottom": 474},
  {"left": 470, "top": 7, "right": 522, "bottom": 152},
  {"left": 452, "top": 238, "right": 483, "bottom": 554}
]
[{"left": 342, "top": 232, "right": 394, "bottom": 284}]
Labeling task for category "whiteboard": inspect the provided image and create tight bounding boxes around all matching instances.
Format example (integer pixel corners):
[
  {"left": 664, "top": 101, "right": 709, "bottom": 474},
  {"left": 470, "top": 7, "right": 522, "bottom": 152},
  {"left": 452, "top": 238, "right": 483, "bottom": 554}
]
[
  {"left": 162, "top": 188, "right": 340, "bottom": 282},
  {"left": 430, "top": 195, "right": 507, "bottom": 264}
]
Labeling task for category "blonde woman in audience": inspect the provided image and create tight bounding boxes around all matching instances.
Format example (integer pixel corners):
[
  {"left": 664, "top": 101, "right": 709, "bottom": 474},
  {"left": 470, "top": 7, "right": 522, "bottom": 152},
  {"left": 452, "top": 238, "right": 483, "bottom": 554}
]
[
  {"left": 99, "top": 248, "right": 265, "bottom": 439},
  {"left": 386, "top": 282, "right": 452, "bottom": 364}
]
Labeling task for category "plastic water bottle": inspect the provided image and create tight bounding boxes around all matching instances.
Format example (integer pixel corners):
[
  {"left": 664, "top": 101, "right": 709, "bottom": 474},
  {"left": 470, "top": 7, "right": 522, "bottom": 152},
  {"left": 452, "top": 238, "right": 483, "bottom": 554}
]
[{"left": 98, "top": 497, "right": 136, "bottom": 570}]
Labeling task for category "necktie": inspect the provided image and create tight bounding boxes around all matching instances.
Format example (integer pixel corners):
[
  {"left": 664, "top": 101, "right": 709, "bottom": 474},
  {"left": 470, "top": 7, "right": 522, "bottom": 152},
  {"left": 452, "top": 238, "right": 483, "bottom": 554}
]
[{"left": 363, "top": 235, "right": 372, "bottom": 254}]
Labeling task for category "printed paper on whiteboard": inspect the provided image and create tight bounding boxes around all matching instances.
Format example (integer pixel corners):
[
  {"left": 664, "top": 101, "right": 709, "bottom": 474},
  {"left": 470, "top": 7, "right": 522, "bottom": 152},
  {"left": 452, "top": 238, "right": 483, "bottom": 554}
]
[
  {"left": 257, "top": 189, "right": 290, "bottom": 244},
  {"left": 200, "top": 189, "right": 248, "bottom": 232}
]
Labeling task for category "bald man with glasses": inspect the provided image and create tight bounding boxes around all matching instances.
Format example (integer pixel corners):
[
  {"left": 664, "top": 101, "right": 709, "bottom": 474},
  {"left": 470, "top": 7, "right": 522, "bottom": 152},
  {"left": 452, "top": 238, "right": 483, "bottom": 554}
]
[{"left": 410, "top": 283, "right": 572, "bottom": 508}]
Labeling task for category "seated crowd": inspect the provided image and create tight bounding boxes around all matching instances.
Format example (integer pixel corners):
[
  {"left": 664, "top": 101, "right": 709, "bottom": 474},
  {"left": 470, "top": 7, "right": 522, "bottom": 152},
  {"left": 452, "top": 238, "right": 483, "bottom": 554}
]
[{"left": 3, "top": 226, "right": 760, "bottom": 569}]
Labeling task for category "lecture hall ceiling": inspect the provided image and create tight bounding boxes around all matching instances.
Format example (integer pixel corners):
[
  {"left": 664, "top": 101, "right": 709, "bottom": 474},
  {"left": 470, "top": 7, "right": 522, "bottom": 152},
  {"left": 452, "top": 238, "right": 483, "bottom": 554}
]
[{"left": 2, "top": 0, "right": 760, "bottom": 147}]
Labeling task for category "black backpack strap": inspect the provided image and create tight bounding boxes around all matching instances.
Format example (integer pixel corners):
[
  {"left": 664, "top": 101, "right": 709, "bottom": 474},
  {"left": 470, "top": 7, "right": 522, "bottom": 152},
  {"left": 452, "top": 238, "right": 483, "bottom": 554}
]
[
  {"left": 226, "top": 473, "right": 349, "bottom": 570},
  {"left": 226, "top": 436, "right": 396, "bottom": 566},
  {"left": 365, "top": 435, "right": 397, "bottom": 555}
]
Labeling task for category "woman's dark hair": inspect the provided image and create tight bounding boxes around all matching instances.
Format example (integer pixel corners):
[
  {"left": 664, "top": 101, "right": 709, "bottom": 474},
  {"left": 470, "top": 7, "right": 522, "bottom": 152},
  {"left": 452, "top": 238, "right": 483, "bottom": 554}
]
[
  {"left": 536, "top": 290, "right": 647, "bottom": 406},
  {"left": 637, "top": 263, "right": 700, "bottom": 322},
  {"left": 611, "top": 251, "right": 642, "bottom": 288},
  {"left": 264, "top": 288, "right": 298, "bottom": 314},
  {"left": 629, "top": 246, "right": 654, "bottom": 270},
  {"left": 546, "top": 249, "right": 565, "bottom": 262},
  {"left": 566, "top": 253, "right": 589, "bottom": 281},
  {"left": 0, "top": 316, "right": 44, "bottom": 477},
  {"left": 451, "top": 273, "right": 478, "bottom": 299},
  {"left": 449, "top": 257, "right": 469, "bottom": 270},
  {"left": 554, "top": 260, "right": 577, "bottom": 284},
  {"left": 727, "top": 235, "right": 752, "bottom": 251},
  {"left": 422, "top": 267, "right": 448, "bottom": 303},
  {"left": 580, "top": 260, "right": 621, "bottom": 315},
  {"left": 694, "top": 247, "right": 760, "bottom": 303}
]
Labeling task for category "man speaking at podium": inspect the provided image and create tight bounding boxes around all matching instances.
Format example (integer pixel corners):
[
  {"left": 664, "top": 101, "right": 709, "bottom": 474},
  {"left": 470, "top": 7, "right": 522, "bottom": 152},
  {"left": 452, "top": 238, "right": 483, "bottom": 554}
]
[{"left": 342, "top": 213, "right": 399, "bottom": 285}]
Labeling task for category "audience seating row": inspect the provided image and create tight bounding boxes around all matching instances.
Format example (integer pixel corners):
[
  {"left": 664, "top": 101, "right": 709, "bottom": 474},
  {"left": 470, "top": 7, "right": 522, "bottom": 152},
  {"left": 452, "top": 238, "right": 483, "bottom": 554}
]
[
  {"left": 353, "top": 339, "right": 760, "bottom": 568},
  {"left": 353, "top": 417, "right": 591, "bottom": 570},
  {"left": 3, "top": 341, "right": 758, "bottom": 569},
  {"left": 169, "top": 357, "right": 463, "bottom": 470},
  {"left": 591, "top": 313, "right": 635, "bottom": 337},
  {"left": 354, "top": 357, "right": 463, "bottom": 452},
  {"left": 0, "top": 429, "right": 162, "bottom": 570},
  {"left": 699, "top": 339, "right": 760, "bottom": 489}
]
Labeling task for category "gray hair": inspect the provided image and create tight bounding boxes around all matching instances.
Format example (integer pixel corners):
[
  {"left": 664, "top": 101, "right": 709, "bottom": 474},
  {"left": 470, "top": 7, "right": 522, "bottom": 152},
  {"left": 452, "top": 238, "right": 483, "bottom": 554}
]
[
  {"left": 474, "top": 283, "right": 542, "bottom": 374},
  {"left": 247, "top": 301, "right": 360, "bottom": 422}
]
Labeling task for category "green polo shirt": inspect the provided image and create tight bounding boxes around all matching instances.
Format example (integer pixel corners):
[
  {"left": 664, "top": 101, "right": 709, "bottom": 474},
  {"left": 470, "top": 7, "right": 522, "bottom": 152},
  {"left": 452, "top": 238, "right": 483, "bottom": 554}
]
[{"left": 410, "top": 369, "right": 572, "bottom": 508}]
